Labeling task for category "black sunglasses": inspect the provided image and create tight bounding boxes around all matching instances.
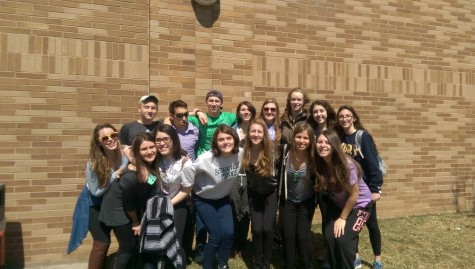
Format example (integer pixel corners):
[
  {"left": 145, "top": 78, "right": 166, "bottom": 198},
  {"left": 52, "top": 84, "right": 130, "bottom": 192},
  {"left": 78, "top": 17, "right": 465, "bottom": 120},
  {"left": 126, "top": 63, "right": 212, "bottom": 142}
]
[{"left": 174, "top": 112, "right": 189, "bottom": 118}]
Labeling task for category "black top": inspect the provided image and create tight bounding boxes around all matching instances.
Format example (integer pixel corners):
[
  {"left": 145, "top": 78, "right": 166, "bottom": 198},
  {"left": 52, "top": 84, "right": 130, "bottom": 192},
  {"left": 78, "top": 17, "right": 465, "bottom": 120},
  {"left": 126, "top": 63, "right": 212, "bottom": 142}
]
[
  {"left": 119, "top": 120, "right": 161, "bottom": 146},
  {"left": 99, "top": 166, "right": 156, "bottom": 226}
]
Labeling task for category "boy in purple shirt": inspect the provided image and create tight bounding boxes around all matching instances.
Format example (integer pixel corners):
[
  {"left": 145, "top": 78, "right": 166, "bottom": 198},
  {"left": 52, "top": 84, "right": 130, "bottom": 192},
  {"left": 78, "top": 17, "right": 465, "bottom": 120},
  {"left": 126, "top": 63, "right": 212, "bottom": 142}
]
[{"left": 168, "top": 100, "right": 199, "bottom": 161}]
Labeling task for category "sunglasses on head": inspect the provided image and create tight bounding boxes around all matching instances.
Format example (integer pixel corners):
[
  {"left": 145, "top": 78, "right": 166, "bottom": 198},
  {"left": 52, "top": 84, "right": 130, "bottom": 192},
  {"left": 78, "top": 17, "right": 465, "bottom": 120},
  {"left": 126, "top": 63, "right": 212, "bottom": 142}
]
[
  {"left": 174, "top": 112, "right": 189, "bottom": 118},
  {"left": 264, "top": 107, "right": 276, "bottom": 112},
  {"left": 98, "top": 132, "right": 118, "bottom": 142}
]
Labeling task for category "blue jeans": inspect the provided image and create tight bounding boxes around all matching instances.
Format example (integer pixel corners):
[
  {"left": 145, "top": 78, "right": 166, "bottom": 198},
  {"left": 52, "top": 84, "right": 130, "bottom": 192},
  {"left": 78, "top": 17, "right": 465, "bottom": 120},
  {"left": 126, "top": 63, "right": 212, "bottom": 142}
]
[{"left": 194, "top": 195, "right": 234, "bottom": 269}]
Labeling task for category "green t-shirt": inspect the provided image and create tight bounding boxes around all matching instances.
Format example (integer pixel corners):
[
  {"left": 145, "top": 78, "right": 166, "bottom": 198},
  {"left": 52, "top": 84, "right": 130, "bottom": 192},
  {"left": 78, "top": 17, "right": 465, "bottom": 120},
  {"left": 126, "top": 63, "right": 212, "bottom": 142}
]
[{"left": 188, "top": 112, "right": 237, "bottom": 157}]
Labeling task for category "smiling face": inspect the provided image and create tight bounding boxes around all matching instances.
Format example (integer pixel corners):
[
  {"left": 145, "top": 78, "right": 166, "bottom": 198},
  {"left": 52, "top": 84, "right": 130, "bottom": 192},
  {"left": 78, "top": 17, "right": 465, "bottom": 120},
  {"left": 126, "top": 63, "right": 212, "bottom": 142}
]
[
  {"left": 139, "top": 140, "right": 157, "bottom": 164},
  {"left": 337, "top": 109, "right": 356, "bottom": 131},
  {"left": 206, "top": 96, "right": 222, "bottom": 115},
  {"left": 316, "top": 134, "right": 332, "bottom": 161},
  {"left": 155, "top": 131, "right": 173, "bottom": 156},
  {"left": 262, "top": 103, "right": 277, "bottom": 124},
  {"left": 312, "top": 104, "right": 328, "bottom": 126},
  {"left": 293, "top": 130, "right": 310, "bottom": 152},
  {"left": 98, "top": 127, "right": 119, "bottom": 151},
  {"left": 216, "top": 132, "right": 235, "bottom": 157},
  {"left": 249, "top": 123, "right": 264, "bottom": 146},
  {"left": 239, "top": 104, "right": 252, "bottom": 123},
  {"left": 138, "top": 101, "right": 158, "bottom": 124},
  {"left": 290, "top": 92, "right": 304, "bottom": 114}
]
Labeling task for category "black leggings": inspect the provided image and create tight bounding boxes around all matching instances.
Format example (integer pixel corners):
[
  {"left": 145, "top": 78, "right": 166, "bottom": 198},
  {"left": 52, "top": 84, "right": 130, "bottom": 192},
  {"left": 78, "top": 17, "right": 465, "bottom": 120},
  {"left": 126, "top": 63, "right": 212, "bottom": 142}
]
[
  {"left": 356, "top": 201, "right": 382, "bottom": 256},
  {"left": 89, "top": 206, "right": 110, "bottom": 244},
  {"left": 248, "top": 190, "right": 278, "bottom": 263},
  {"left": 280, "top": 196, "right": 316, "bottom": 269}
]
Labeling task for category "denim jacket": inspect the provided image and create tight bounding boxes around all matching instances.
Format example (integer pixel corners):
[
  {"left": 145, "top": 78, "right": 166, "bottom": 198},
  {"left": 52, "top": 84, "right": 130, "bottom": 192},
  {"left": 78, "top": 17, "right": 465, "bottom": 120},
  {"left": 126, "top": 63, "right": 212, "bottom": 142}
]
[
  {"left": 67, "top": 185, "right": 94, "bottom": 254},
  {"left": 67, "top": 155, "right": 128, "bottom": 254}
]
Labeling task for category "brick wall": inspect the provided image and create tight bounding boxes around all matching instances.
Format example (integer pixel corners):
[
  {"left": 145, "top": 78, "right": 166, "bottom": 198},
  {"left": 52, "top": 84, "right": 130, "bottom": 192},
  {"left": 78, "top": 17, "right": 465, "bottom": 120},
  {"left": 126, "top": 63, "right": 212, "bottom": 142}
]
[{"left": 0, "top": 0, "right": 473, "bottom": 266}]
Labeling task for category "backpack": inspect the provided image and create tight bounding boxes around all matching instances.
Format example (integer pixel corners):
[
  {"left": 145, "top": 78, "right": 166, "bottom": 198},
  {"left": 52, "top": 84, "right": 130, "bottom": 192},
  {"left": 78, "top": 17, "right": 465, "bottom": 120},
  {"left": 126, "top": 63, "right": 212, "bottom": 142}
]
[{"left": 354, "top": 130, "right": 387, "bottom": 176}]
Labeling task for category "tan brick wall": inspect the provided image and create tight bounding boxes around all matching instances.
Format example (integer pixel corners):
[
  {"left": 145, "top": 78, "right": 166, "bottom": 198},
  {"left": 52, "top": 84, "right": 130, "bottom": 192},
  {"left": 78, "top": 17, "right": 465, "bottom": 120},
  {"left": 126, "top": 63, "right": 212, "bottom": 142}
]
[{"left": 0, "top": 0, "right": 473, "bottom": 266}]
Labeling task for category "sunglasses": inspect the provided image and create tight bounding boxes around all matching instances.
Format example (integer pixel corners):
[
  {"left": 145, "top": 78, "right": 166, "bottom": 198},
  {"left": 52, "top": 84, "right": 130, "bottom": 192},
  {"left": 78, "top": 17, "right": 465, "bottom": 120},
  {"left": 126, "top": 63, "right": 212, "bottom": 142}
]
[
  {"left": 98, "top": 132, "right": 118, "bottom": 142},
  {"left": 263, "top": 107, "right": 276, "bottom": 112},
  {"left": 174, "top": 112, "right": 189, "bottom": 118}
]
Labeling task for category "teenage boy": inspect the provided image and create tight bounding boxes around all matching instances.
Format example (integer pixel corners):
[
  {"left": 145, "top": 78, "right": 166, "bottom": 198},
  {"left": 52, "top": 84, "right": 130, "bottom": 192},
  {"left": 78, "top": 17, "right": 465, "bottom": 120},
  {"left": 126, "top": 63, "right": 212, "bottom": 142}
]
[
  {"left": 187, "top": 89, "right": 236, "bottom": 263},
  {"left": 168, "top": 100, "right": 199, "bottom": 161},
  {"left": 190, "top": 89, "right": 237, "bottom": 156},
  {"left": 119, "top": 95, "right": 160, "bottom": 146}
]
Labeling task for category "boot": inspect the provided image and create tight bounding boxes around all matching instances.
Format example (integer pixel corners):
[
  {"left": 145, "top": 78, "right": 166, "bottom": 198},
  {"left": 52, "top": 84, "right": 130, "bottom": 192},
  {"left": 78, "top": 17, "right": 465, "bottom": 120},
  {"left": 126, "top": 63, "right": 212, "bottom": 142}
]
[
  {"left": 254, "top": 256, "right": 264, "bottom": 269},
  {"left": 112, "top": 253, "right": 133, "bottom": 269},
  {"left": 88, "top": 240, "right": 110, "bottom": 269}
]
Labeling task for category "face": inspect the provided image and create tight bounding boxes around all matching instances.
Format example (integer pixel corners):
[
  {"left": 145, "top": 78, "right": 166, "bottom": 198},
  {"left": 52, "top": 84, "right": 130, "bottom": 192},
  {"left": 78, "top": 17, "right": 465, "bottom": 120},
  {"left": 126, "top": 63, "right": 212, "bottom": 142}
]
[
  {"left": 206, "top": 96, "right": 222, "bottom": 114},
  {"left": 262, "top": 103, "right": 277, "bottom": 123},
  {"left": 216, "top": 132, "right": 235, "bottom": 156},
  {"left": 239, "top": 105, "right": 252, "bottom": 123},
  {"left": 293, "top": 130, "right": 310, "bottom": 151},
  {"left": 139, "top": 140, "right": 157, "bottom": 164},
  {"left": 312, "top": 105, "right": 328, "bottom": 125},
  {"left": 338, "top": 109, "right": 355, "bottom": 129},
  {"left": 155, "top": 131, "right": 173, "bottom": 156},
  {"left": 98, "top": 128, "right": 119, "bottom": 151},
  {"left": 171, "top": 107, "right": 189, "bottom": 129},
  {"left": 248, "top": 123, "right": 264, "bottom": 145},
  {"left": 290, "top": 92, "right": 304, "bottom": 113},
  {"left": 138, "top": 101, "right": 158, "bottom": 122},
  {"left": 316, "top": 134, "right": 332, "bottom": 160}
]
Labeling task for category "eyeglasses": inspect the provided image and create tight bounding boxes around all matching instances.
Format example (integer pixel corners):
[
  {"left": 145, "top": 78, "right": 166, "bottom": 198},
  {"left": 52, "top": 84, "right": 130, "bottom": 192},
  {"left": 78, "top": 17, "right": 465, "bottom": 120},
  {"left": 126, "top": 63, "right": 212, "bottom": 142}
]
[
  {"left": 98, "top": 132, "right": 118, "bottom": 142},
  {"left": 155, "top": 137, "right": 172, "bottom": 144},
  {"left": 263, "top": 107, "right": 276, "bottom": 112},
  {"left": 174, "top": 112, "right": 189, "bottom": 118},
  {"left": 338, "top": 115, "right": 353, "bottom": 120}
]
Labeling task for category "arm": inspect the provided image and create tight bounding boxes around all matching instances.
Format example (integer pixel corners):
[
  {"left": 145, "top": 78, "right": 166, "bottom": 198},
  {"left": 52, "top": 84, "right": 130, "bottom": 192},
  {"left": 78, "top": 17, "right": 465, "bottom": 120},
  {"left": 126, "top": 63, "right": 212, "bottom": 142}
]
[
  {"left": 171, "top": 186, "right": 192, "bottom": 205},
  {"left": 361, "top": 132, "right": 383, "bottom": 193},
  {"left": 86, "top": 161, "right": 119, "bottom": 197},
  {"left": 121, "top": 174, "right": 141, "bottom": 234},
  {"left": 192, "top": 108, "right": 208, "bottom": 125},
  {"left": 334, "top": 182, "right": 358, "bottom": 238}
]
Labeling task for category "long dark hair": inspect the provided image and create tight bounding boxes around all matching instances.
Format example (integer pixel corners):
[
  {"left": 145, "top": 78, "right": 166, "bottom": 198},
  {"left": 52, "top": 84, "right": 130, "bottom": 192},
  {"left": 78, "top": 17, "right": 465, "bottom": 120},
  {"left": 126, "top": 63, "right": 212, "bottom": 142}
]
[
  {"left": 335, "top": 105, "right": 368, "bottom": 137},
  {"left": 153, "top": 124, "right": 186, "bottom": 161},
  {"left": 131, "top": 132, "right": 157, "bottom": 183},
  {"left": 314, "top": 130, "right": 362, "bottom": 192},
  {"left": 211, "top": 125, "right": 240, "bottom": 157},
  {"left": 306, "top": 99, "right": 337, "bottom": 133},
  {"left": 89, "top": 123, "right": 121, "bottom": 187},
  {"left": 236, "top": 101, "right": 257, "bottom": 125}
]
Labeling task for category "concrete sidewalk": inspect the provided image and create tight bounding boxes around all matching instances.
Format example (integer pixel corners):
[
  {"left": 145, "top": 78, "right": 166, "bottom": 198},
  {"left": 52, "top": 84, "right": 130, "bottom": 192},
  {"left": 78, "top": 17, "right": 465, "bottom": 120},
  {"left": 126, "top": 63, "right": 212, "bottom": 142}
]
[{"left": 28, "top": 262, "right": 88, "bottom": 269}]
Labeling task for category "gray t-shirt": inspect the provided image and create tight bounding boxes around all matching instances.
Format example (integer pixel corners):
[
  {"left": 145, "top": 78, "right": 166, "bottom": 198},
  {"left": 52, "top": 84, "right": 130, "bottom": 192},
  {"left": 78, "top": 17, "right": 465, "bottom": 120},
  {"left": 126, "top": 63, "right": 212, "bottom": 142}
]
[{"left": 182, "top": 148, "right": 243, "bottom": 200}]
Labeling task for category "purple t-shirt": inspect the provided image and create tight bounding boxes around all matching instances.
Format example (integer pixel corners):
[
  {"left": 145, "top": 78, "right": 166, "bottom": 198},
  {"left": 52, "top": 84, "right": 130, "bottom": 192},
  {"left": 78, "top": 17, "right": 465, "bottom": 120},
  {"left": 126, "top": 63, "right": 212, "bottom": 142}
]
[
  {"left": 175, "top": 123, "right": 199, "bottom": 161},
  {"left": 327, "top": 160, "right": 372, "bottom": 209}
]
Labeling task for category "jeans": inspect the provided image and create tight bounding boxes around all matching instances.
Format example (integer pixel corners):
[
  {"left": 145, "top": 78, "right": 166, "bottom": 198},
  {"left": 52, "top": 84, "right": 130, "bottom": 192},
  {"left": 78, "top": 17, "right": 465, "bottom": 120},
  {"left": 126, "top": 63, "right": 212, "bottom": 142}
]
[{"left": 194, "top": 195, "right": 234, "bottom": 269}]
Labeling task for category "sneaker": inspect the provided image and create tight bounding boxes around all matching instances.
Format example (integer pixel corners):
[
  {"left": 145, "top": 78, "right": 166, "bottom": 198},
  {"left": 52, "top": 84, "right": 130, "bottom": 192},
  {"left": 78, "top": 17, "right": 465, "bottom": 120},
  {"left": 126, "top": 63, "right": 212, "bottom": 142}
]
[
  {"left": 217, "top": 264, "right": 229, "bottom": 269},
  {"left": 373, "top": 260, "right": 383, "bottom": 269},
  {"left": 354, "top": 257, "right": 362, "bottom": 269},
  {"left": 194, "top": 244, "right": 205, "bottom": 264}
]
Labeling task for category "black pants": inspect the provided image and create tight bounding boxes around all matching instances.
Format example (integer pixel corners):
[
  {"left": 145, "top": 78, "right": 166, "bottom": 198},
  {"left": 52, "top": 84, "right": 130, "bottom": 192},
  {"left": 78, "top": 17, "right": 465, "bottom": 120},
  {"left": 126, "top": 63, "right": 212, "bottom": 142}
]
[
  {"left": 324, "top": 201, "right": 373, "bottom": 269},
  {"left": 280, "top": 196, "right": 316, "bottom": 269},
  {"left": 249, "top": 189, "right": 278, "bottom": 264},
  {"left": 89, "top": 206, "right": 110, "bottom": 244},
  {"left": 356, "top": 201, "right": 382, "bottom": 256},
  {"left": 108, "top": 223, "right": 136, "bottom": 269}
]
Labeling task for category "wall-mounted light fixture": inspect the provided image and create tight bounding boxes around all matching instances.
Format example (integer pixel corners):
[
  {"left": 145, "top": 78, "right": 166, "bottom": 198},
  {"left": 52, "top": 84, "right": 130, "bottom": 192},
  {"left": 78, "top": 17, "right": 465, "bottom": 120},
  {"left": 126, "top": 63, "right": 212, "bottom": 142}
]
[{"left": 194, "top": 0, "right": 217, "bottom": 6}]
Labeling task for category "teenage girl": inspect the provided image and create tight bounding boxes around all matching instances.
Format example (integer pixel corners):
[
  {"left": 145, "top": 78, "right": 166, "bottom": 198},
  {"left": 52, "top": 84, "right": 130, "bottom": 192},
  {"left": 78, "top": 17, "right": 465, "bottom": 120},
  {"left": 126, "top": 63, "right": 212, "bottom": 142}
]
[
  {"left": 336, "top": 105, "right": 384, "bottom": 269},
  {"left": 315, "top": 130, "right": 373, "bottom": 269}
]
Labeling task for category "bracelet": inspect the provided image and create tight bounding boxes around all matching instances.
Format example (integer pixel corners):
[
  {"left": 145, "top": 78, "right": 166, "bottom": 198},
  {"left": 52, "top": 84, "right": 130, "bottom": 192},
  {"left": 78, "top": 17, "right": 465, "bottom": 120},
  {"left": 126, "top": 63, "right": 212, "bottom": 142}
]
[{"left": 339, "top": 217, "right": 346, "bottom": 221}]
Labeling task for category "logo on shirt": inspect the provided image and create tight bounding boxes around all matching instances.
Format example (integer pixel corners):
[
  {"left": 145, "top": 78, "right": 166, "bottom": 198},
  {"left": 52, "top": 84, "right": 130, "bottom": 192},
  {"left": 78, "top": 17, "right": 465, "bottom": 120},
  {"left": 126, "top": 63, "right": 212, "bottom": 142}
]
[{"left": 214, "top": 161, "right": 240, "bottom": 180}]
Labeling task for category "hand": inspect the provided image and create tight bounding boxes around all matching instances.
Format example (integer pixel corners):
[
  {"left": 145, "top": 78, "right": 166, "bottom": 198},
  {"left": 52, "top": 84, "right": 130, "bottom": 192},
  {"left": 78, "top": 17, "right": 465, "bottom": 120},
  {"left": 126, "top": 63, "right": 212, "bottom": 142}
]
[
  {"left": 115, "top": 166, "right": 125, "bottom": 180},
  {"left": 122, "top": 146, "right": 135, "bottom": 164},
  {"left": 132, "top": 223, "right": 141, "bottom": 236},
  {"left": 197, "top": 111, "right": 208, "bottom": 125},
  {"left": 371, "top": 192, "right": 381, "bottom": 202},
  {"left": 334, "top": 218, "right": 346, "bottom": 238}
]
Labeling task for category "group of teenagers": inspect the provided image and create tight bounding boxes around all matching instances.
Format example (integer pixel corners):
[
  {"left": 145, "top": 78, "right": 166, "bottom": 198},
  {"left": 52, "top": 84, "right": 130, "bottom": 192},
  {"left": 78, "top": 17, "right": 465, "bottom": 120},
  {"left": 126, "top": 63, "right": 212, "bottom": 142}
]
[{"left": 68, "top": 87, "right": 384, "bottom": 269}]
